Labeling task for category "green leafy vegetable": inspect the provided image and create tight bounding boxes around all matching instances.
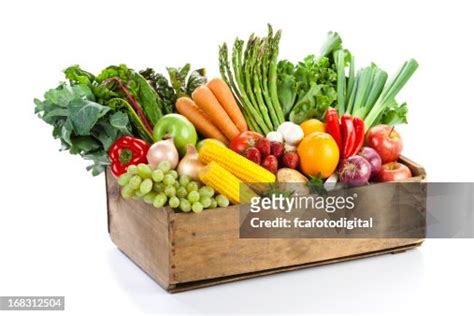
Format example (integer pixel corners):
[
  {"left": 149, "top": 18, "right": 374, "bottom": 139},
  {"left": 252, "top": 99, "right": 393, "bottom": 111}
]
[
  {"left": 140, "top": 64, "right": 207, "bottom": 114},
  {"left": 34, "top": 83, "right": 132, "bottom": 175}
]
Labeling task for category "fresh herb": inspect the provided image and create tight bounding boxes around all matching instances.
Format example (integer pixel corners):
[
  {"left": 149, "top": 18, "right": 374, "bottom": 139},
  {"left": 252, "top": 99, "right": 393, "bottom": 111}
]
[{"left": 308, "top": 173, "right": 328, "bottom": 195}]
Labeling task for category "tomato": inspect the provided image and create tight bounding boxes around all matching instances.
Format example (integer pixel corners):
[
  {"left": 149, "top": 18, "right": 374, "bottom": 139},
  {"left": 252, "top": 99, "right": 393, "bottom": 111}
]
[
  {"left": 297, "top": 132, "right": 340, "bottom": 178},
  {"left": 230, "top": 131, "right": 263, "bottom": 153}
]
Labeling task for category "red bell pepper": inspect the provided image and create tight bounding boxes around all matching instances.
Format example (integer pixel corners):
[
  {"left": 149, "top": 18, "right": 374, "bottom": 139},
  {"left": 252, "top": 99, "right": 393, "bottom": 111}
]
[
  {"left": 351, "top": 116, "right": 365, "bottom": 156},
  {"left": 108, "top": 136, "right": 150, "bottom": 177},
  {"left": 325, "top": 108, "right": 343, "bottom": 154},
  {"left": 341, "top": 114, "right": 356, "bottom": 159}
]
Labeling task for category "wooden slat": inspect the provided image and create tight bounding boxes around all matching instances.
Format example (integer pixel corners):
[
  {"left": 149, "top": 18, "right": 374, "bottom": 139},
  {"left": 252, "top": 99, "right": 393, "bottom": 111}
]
[
  {"left": 167, "top": 241, "right": 422, "bottom": 293},
  {"left": 106, "top": 169, "right": 171, "bottom": 289}
]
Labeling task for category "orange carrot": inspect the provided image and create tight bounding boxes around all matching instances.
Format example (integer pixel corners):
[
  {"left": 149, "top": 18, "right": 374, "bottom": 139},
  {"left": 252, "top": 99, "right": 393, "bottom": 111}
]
[
  {"left": 207, "top": 78, "right": 248, "bottom": 133},
  {"left": 192, "top": 86, "right": 240, "bottom": 141},
  {"left": 175, "top": 97, "right": 229, "bottom": 144}
]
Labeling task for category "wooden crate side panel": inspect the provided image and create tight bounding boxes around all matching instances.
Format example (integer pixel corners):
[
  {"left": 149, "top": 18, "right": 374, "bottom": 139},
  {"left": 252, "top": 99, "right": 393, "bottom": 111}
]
[
  {"left": 106, "top": 169, "right": 171, "bottom": 288},
  {"left": 169, "top": 206, "right": 421, "bottom": 283},
  {"left": 169, "top": 157, "right": 426, "bottom": 283}
]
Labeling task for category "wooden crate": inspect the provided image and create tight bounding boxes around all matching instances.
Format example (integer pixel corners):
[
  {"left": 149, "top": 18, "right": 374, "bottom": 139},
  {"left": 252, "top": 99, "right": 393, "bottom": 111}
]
[{"left": 106, "top": 156, "right": 426, "bottom": 293}]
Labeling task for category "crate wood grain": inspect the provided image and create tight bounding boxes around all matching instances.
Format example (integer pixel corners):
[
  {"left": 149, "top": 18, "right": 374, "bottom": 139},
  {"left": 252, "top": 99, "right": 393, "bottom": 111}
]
[{"left": 106, "top": 156, "right": 426, "bottom": 293}]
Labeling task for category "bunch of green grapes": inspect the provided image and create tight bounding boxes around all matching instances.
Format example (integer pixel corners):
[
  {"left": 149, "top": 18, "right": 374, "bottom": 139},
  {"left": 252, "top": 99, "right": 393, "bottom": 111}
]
[{"left": 116, "top": 161, "right": 230, "bottom": 213}]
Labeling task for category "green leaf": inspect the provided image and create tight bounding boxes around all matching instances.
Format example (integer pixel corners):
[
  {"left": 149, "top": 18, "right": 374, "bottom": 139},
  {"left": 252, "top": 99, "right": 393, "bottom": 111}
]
[
  {"left": 68, "top": 98, "right": 110, "bottom": 136},
  {"left": 109, "top": 111, "right": 130, "bottom": 134},
  {"left": 308, "top": 173, "right": 327, "bottom": 195},
  {"left": 380, "top": 100, "right": 408, "bottom": 125},
  {"left": 69, "top": 136, "right": 101, "bottom": 154}
]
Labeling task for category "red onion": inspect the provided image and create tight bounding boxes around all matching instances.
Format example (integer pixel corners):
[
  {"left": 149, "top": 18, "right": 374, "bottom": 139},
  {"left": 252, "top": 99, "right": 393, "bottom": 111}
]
[
  {"left": 338, "top": 155, "right": 371, "bottom": 186},
  {"left": 358, "top": 147, "right": 382, "bottom": 179}
]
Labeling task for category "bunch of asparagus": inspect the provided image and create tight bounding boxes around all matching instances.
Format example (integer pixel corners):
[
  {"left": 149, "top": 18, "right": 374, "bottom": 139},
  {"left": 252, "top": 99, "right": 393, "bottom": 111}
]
[{"left": 219, "top": 25, "right": 284, "bottom": 134}]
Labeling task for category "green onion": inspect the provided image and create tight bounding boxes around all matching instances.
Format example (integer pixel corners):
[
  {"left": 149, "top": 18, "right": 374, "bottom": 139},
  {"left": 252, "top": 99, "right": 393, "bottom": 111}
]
[{"left": 364, "top": 59, "right": 418, "bottom": 128}]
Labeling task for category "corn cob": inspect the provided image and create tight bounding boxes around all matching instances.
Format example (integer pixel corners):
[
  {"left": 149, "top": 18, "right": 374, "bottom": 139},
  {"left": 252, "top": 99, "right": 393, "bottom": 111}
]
[
  {"left": 199, "top": 162, "right": 257, "bottom": 204},
  {"left": 199, "top": 141, "right": 276, "bottom": 184}
]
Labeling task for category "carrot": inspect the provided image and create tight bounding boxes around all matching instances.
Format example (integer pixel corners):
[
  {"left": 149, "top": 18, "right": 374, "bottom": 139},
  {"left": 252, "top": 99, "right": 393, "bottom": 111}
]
[
  {"left": 207, "top": 78, "right": 248, "bottom": 133},
  {"left": 192, "top": 86, "right": 240, "bottom": 141},
  {"left": 175, "top": 97, "right": 229, "bottom": 144}
]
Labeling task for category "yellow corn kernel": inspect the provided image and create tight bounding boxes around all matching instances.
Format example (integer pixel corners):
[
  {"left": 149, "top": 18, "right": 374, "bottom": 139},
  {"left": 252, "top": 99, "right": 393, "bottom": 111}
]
[
  {"left": 199, "top": 162, "right": 257, "bottom": 204},
  {"left": 199, "top": 141, "right": 276, "bottom": 184}
]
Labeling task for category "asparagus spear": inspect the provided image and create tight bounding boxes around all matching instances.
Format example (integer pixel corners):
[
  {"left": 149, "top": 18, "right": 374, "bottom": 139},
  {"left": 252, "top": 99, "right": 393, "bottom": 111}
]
[
  {"left": 232, "top": 38, "right": 269, "bottom": 133},
  {"left": 251, "top": 37, "right": 274, "bottom": 130},
  {"left": 243, "top": 35, "right": 272, "bottom": 131},
  {"left": 268, "top": 29, "right": 285, "bottom": 125},
  {"left": 219, "top": 44, "right": 261, "bottom": 133},
  {"left": 255, "top": 40, "right": 279, "bottom": 129}
]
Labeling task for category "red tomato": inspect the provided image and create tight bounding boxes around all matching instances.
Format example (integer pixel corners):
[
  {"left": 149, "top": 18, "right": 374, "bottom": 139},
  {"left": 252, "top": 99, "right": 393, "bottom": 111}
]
[{"left": 230, "top": 131, "right": 263, "bottom": 153}]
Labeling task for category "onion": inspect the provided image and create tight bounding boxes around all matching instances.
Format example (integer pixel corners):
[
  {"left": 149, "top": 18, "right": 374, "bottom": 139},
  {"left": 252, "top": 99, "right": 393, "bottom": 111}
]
[
  {"left": 177, "top": 144, "right": 205, "bottom": 181},
  {"left": 338, "top": 155, "right": 371, "bottom": 187},
  {"left": 146, "top": 137, "right": 179, "bottom": 169},
  {"left": 358, "top": 147, "right": 382, "bottom": 179}
]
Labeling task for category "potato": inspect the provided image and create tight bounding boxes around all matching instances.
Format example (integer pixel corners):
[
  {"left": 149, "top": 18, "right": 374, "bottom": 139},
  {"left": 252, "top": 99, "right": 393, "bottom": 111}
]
[
  {"left": 277, "top": 168, "right": 308, "bottom": 183},
  {"left": 276, "top": 169, "right": 310, "bottom": 196}
]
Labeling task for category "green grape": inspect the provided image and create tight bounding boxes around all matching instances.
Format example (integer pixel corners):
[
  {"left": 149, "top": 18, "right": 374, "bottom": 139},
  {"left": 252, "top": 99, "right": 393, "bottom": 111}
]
[
  {"left": 139, "top": 178, "right": 153, "bottom": 194},
  {"left": 199, "top": 186, "right": 215, "bottom": 198},
  {"left": 151, "top": 169, "right": 164, "bottom": 182},
  {"left": 143, "top": 192, "right": 157, "bottom": 204},
  {"left": 129, "top": 175, "right": 142, "bottom": 189},
  {"left": 178, "top": 175, "right": 190, "bottom": 187},
  {"left": 168, "top": 170, "right": 178, "bottom": 179},
  {"left": 153, "top": 193, "right": 167, "bottom": 208},
  {"left": 163, "top": 174, "right": 176, "bottom": 186},
  {"left": 192, "top": 202, "right": 203, "bottom": 213},
  {"left": 153, "top": 183, "right": 164, "bottom": 193},
  {"left": 179, "top": 199, "right": 191, "bottom": 212},
  {"left": 169, "top": 196, "right": 180, "bottom": 208},
  {"left": 216, "top": 194, "right": 230, "bottom": 207},
  {"left": 118, "top": 173, "right": 132, "bottom": 186},
  {"left": 209, "top": 198, "right": 218, "bottom": 209},
  {"left": 137, "top": 163, "right": 152, "bottom": 179},
  {"left": 134, "top": 189, "right": 146, "bottom": 197},
  {"left": 120, "top": 185, "right": 134, "bottom": 199},
  {"left": 164, "top": 185, "right": 176, "bottom": 197},
  {"left": 187, "top": 191, "right": 200, "bottom": 203},
  {"left": 126, "top": 164, "right": 138, "bottom": 175},
  {"left": 186, "top": 181, "right": 199, "bottom": 192},
  {"left": 158, "top": 161, "right": 171, "bottom": 173},
  {"left": 200, "top": 196, "right": 211, "bottom": 208},
  {"left": 176, "top": 187, "right": 188, "bottom": 198}
]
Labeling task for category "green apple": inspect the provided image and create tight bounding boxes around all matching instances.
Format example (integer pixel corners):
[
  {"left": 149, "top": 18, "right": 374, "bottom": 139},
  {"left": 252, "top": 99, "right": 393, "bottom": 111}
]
[{"left": 153, "top": 114, "right": 197, "bottom": 156}]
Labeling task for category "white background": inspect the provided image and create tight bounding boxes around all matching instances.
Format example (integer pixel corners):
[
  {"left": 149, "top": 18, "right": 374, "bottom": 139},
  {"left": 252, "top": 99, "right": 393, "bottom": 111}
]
[{"left": 1, "top": 0, "right": 473, "bottom": 314}]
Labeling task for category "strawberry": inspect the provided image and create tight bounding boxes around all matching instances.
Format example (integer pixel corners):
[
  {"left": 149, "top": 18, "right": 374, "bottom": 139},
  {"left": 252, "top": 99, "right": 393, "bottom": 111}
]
[
  {"left": 270, "top": 142, "right": 284, "bottom": 159},
  {"left": 282, "top": 151, "right": 300, "bottom": 169},
  {"left": 256, "top": 138, "right": 271, "bottom": 157},
  {"left": 244, "top": 147, "right": 261, "bottom": 165},
  {"left": 262, "top": 155, "right": 278, "bottom": 174}
]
